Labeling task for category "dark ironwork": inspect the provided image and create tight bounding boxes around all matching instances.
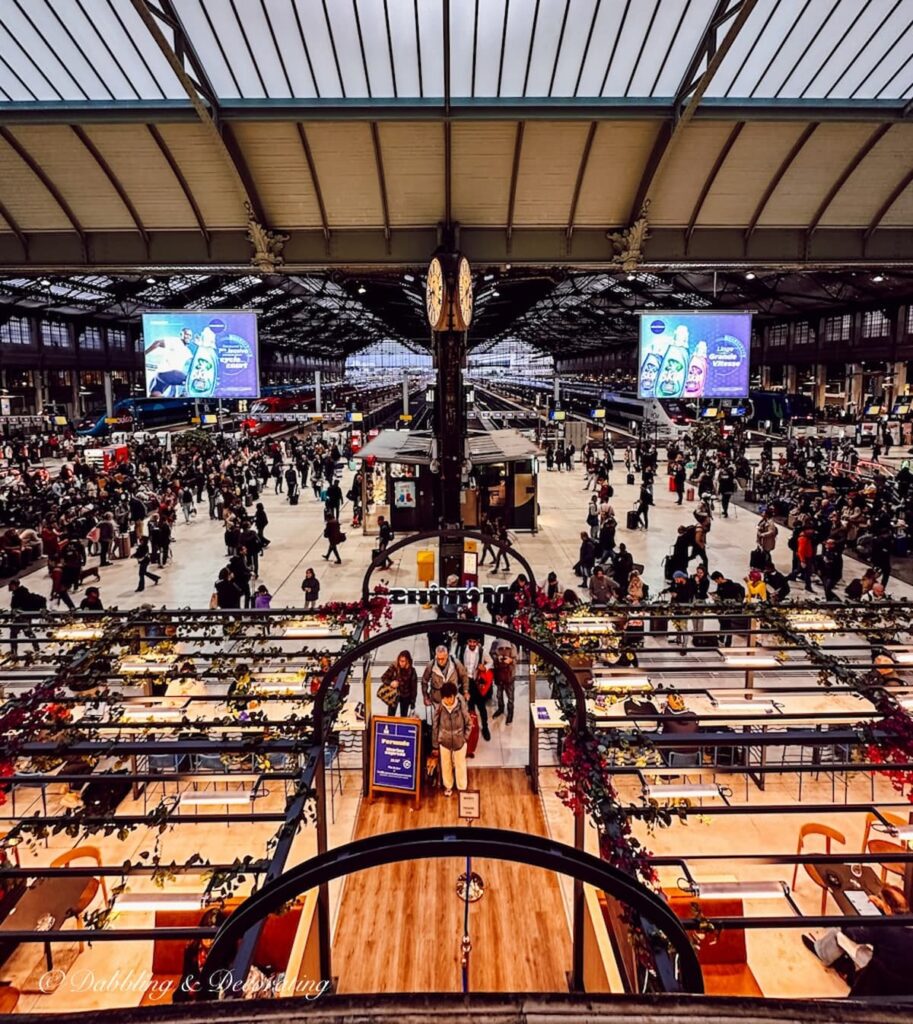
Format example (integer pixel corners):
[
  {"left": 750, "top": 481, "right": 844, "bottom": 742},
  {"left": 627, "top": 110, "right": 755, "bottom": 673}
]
[{"left": 203, "top": 827, "right": 704, "bottom": 997}]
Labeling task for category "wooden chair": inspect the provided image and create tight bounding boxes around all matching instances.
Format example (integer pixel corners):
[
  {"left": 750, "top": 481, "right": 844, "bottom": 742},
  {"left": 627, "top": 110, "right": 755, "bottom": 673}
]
[
  {"left": 861, "top": 812, "right": 907, "bottom": 883},
  {"left": 0, "top": 984, "right": 20, "bottom": 1013},
  {"left": 791, "top": 823, "right": 846, "bottom": 914},
  {"left": 50, "top": 845, "right": 108, "bottom": 951}
]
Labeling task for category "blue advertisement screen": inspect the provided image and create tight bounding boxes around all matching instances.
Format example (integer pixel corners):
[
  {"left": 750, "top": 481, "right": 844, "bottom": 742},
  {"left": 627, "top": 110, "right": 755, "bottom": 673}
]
[
  {"left": 372, "top": 718, "right": 420, "bottom": 792},
  {"left": 141, "top": 310, "right": 260, "bottom": 400},
  {"left": 638, "top": 312, "right": 751, "bottom": 400}
]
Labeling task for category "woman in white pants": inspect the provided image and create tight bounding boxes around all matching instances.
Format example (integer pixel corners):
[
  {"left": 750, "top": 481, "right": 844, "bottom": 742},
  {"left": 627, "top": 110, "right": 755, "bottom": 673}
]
[{"left": 433, "top": 681, "right": 472, "bottom": 796}]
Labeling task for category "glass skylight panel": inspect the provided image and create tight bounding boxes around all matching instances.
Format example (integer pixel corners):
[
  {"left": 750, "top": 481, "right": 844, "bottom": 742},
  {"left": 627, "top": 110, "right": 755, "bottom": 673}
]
[
  {"left": 176, "top": 0, "right": 242, "bottom": 98},
  {"left": 43, "top": 0, "right": 132, "bottom": 101},
  {"left": 111, "top": 0, "right": 185, "bottom": 99},
  {"left": 227, "top": 0, "right": 301, "bottom": 98},
  {"left": 416, "top": 0, "right": 444, "bottom": 98},
  {"left": 647, "top": 0, "right": 712, "bottom": 98},
  {"left": 600, "top": 0, "right": 661, "bottom": 98},
  {"left": 324, "top": 0, "right": 370, "bottom": 97},
  {"left": 195, "top": 0, "right": 270, "bottom": 98},
  {"left": 385, "top": 0, "right": 422, "bottom": 97},
  {"left": 262, "top": 0, "right": 320, "bottom": 97},
  {"left": 354, "top": 0, "right": 397, "bottom": 98}
]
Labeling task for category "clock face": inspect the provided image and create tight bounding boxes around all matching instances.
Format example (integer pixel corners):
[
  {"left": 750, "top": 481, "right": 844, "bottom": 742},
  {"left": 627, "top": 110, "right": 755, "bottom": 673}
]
[
  {"left": 426, "top": 257, "right": 444, "bottom": 328},
  {"left": 457, "top": 256, "right": 473, "bottom": 328}
]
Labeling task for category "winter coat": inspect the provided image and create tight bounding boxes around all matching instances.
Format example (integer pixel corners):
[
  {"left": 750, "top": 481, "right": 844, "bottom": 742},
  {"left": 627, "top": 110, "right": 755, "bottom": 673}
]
[
  {"left": 433, "top": 696, "right": 472, "bottom": 751},
  {"left": 381, "top": 658, "right": 418, "bottom": 706},
  {"left": 422, "top": 657, "right": 469, "bottom": 703}
]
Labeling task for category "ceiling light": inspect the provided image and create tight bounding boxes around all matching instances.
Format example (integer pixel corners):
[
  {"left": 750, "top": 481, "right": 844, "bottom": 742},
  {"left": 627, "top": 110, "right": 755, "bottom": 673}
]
[
  {"left": 249, "top": 275, "right": 262, "bottom": 284},
  {"left": 115, "top": 892, "right": 205, "bottom": 912},
  {"left": 688, "top": 881, "right": 787, "bottom": 899},
  {"left": 745, "top": 271, "right": 756, "bottom": 280},
  {"left": 484, "top": 273, "right": 495, "bottom": 282},
  {"left": 873, "top": 274, "right": 885, "bottom": 283},
  {"left": 645, "top": 783, "right": 723, "bottom": 800},
  {"left": 492, "top": 289, "right": 500, "bottom": 297},
  {"left": 627, "top": 273, "right": 636, "bottom": 281},
  {"left": 403, "top": 274, "right": 415, "bottom": 283},
  {"left": 357, "top": 285, "right": 366, "bottom": 294},
  {"left": 39, "top": 278, "right": 50, "bottom": 287},
  {"left": 145, "top": 276, "right": 156, "bottom": 285}
]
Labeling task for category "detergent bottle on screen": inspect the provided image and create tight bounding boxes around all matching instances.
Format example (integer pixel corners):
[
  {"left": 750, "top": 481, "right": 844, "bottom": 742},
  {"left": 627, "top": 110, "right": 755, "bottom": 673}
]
[
  {"left": 186, "top": 326, "right": 217, "bottom": 398},
  {"left": 657, "top": 326, "right": 689, "bottom": 398},
  {"left": 684, "top": 341, "right": 708, "bottom": 398},
  {"left": 638, "top": 339, "right": 664, "bottom": 397}
]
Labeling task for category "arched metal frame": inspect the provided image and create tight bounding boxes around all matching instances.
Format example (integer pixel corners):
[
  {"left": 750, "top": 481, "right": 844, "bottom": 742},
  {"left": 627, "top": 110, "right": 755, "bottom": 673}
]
[
  {"left": 202, "top": 826, "right": 703, "bottom": 998},
  {"left": 360, "top": 528, "right": 538, "bottom": 604}
]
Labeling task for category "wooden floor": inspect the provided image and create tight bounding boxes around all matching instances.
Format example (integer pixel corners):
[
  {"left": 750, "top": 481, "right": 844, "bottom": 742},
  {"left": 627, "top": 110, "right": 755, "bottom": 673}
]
[{"left": 332, "top": 768, "right": 572, "bottom": 993}]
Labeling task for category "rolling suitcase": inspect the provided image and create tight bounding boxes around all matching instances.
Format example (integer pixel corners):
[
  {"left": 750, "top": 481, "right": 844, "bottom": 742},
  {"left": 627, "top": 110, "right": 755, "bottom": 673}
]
[
  {"left": 626, "top": 509, "right": 639, "bottom": 530},
  {"left": 686, "top": 487, "right": 695, "bottom": 501},
  {"left": 116, "top": 533, "right": 131, "bottom": 559},
  {"left": 466, "top": 711, "right": 481, "bottom": 758},
  {"left": 668, "top": 475, "right": 677, "bottom": 492},
  {"left": 290, "top": 492, "right": 299, "bottom": 505},
  {"left": 626, "top": 472, "right": 636, "bottom": 485}
]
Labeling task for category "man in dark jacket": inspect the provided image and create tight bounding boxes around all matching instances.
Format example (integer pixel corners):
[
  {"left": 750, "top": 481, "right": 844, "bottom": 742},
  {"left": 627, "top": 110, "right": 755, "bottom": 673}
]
[
  {"left": 710, "top": 571, "right": 746, "bottom": 647},
  {"left": 8, "top": 578, "right": 42, "bottom": 657},
  {"left": 577, "top": 531, "right": 596, "bottom": 586},
  {"left": 817, "top": 539, "right": 844, "bottom": 600}
]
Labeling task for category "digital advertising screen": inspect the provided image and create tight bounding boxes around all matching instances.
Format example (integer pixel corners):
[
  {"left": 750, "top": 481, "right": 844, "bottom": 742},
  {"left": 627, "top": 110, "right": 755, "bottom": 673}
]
[
  {"left": 638, "top": 311, "right": 751, "bottom": 400},
  {"left": 141, "top": 310, "right": 260, "bottom": 400}
]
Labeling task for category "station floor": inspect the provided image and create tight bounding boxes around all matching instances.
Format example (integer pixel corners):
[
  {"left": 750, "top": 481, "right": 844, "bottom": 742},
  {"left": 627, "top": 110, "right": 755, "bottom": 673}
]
[{"left": 3, "top": 440, "right": 909, "bottom": 1008}]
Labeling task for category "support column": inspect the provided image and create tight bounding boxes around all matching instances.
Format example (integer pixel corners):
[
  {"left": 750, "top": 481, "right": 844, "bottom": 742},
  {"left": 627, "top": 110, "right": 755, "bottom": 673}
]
[
  {"left": 434, "top": 328, "right": 466, "bottom": 583},
  {"left": 760, "top": 365, "right": 772, "bottom": 389},
  {"left": 402, "top": 369, "right": 410, "bottom": 416},
  {"left": 785, "top": 364, "right": 797, "bottom": 394},
  {"left": 314, "top": 370, "right": 322, "bottom": 413},
  {"left": 103, "top": 371, "right": 114, "bottom": 418},
  {"left": 813, "top": 364, "right": 827, "bottom": 410},
  {"left": 553, "top": 375, "right": 561, "bottom": 407},
  {"left": 893, "top": 361, "right": 908, "bottom": 398},
  {"left": 70, "top": 369, "right": 80, "bottom": 419},
  {"left": 846, "top": 363, "right": 864, "bottom": 415},
  {"left": 33, "top": 370, "right": 43, "bottom": 415}
]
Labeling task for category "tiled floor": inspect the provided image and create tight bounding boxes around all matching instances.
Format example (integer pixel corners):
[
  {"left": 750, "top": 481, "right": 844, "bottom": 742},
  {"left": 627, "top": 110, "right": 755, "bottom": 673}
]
[{"left": 3, "top": 439, "right": 909, "bottom": 1009}]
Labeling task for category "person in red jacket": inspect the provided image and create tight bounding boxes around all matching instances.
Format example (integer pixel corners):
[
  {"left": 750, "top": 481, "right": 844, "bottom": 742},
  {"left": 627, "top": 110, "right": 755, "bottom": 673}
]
[{"left": 793, "top": 526, "right": 817, "bottom": 592}]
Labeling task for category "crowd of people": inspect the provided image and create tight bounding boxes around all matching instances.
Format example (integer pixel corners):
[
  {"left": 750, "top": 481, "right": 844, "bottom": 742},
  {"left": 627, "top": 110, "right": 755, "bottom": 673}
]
[{"left": 0, "top": 425, "right": 358, "bottom": 621}]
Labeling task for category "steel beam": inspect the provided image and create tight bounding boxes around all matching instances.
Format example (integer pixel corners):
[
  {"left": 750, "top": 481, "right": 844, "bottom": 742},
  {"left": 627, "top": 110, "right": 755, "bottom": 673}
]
[
  {"left": 146, "top": 124, "right": 210, "bottom": 253},
  {"left": 628, "top": 0, "right": 760, "bottom": 223},
  {"left": 685, "top": 121, "right": 744, "bottom": 249},
  {"left": 71, "top": 124, "right": 150, "bottom": 258},
  {"left": 296, "top": 123, "right": 331, "bottom": 253},
  {"left": 566, "top": 121, "right": 598, "bottom": 250},
  {"left": 745, "top": 122, "right": 819, "bottom": 246},
  {"left": 0, "top": 197, "right": 28, "bottom": 259},
  {"left": 865, "top": 165, "right": 913, "bottom": 243},
  {"left": 0, "top": 98, "right": 909, "bottom": 124},
  {"left": 506, "top": 122, "right": 525, "bottom": 252},
  {"left": 370, "top": 122, "right": 392, "bottom": 254},
  {"left": 129, "top": 0, "right": 267, "bottom": 227},
  {"left": 0, "top": 126, "right": 87, "bottom": 261},
  {"left": 805, "top": 123, "right": 893, "bottom": 248}
]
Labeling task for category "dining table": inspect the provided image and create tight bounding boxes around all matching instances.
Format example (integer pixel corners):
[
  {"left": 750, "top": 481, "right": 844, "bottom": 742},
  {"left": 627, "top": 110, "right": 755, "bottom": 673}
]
[
  {"left": 0, "top": 874, "right": 90, "bottom": 970},
  {"left": 811, "top": 861, "right": 884, "bottom": 917}
]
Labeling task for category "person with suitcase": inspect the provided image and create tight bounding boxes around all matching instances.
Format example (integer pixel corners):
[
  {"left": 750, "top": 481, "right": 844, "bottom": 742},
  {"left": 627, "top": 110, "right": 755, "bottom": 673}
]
[
  {"left": 433, "top": 681, "right": 473, "bottom": 797},
  {"left": 635, "top": 481, "right": 653, "bottom": 529}
]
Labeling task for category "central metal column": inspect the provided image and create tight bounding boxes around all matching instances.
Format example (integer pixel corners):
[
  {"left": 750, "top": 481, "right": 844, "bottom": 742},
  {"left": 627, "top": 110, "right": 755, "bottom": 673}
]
[
  {"left": 103, "top": 371, "right": 114, "bottom": 418},
  {"left": 402, "top": 369, "right": 410, "bottom": 416},
  {"left": 314, "top": 369, "right": 322, "bottom": 413},
  {"left": 434, "top": 328, "right": 466, "bottom": 582}
]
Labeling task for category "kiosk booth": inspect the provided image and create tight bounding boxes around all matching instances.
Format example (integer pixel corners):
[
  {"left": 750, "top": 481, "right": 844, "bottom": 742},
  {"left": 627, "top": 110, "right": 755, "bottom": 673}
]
[{"left": 356, "top": 429, "right": 539, "bottom": 536}]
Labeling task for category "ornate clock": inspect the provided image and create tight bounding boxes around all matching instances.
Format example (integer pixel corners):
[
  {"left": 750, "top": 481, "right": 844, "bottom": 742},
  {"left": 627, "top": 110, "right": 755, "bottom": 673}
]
[
  {"left": 454, "top": 255, "right": 473, "bottom": 331},
  {"left": 425, "top": 256, "right": 446, "bottom": 330}
]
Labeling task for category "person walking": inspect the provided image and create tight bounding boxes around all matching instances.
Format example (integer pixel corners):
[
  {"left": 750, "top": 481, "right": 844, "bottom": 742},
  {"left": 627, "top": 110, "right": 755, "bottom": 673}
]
[
  {"left": 325, "top": 479, "right": 343, "bottom": 520},
  {"left": 433, "top": 682, "right": 472, "bottom": 796},
  {"left": 212, "top": 567, "right": 242, "bottom": 609},
  {"left": 254, "top": 502, "right": 270, "bottom": 549},
  {"left": 98, "top": 512, "right": 116, "bottom": 567},
  {"left": 489, "top": 637, "right": 518, "bottom": 724},
  {"left": 491, "top": 520, "right": 511, "bottom": 572},
  {"left": 380, "top": 651, "right": 418, "bottom": 717},
  {"left": 422, "top": 645, "right": 469, "bottom": 705},
  {"left": 322, "top": 515, "right": 345, "bottom": 564},
  {"left": 478, "top": 515, "right": 496, "bottom": 566},
  {"left": 462, "top": 635, "right": 492, "bottom": 742},
  {"left": 301, "top": 567, "right": 320, "bottom": 609},
  {"left": 377, "top": 515, "right": 394, "bottom": 568},
  {"left": 180, "top": 485, "right": 195, "bottom": 523},
  {"left": 636, "top": 480, "right": 653, "bottom": 529},
  {"left": 717, "top": 463, "right": 735, "bottom": 518},
  {"left": 134, "top": 537, "right": 160, "bottom": 592},
  {"left": 8, "top": 578, "right": 42, "bottom": 657},
  {"left": 673, "top": 461, "right": 686, "bottom": 505},
  {"left": 577, "top": 531, "right": 596, "bottom": 587}
]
